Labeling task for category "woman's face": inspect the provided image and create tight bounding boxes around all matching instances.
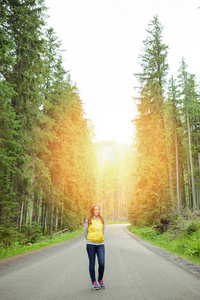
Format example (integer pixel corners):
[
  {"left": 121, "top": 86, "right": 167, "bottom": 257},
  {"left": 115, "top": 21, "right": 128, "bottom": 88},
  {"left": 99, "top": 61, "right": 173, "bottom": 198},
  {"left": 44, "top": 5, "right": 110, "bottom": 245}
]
[{"left": 93, "top": 206, "right": 100, "bottom": 217}]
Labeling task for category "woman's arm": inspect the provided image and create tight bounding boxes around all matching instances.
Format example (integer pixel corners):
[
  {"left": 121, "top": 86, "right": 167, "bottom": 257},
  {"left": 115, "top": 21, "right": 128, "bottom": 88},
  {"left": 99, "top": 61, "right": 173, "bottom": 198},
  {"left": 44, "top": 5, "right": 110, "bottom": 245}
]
[{"left": 84, "top": 222, "right": 88, "bottom": 239}]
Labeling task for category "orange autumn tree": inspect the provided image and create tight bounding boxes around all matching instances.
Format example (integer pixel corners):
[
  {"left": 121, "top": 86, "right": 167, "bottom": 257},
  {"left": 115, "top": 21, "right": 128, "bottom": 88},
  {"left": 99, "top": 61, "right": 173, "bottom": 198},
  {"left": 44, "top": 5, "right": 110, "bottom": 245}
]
[{"left": 130, "top": 16, "right": 171, "bottom": 226}]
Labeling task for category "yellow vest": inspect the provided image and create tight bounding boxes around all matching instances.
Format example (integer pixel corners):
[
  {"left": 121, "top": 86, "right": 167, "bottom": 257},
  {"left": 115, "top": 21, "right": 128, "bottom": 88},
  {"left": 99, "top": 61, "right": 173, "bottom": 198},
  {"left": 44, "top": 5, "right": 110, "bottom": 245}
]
[{"left": 87, "top": 218, "right": 104, "bottom": 243}]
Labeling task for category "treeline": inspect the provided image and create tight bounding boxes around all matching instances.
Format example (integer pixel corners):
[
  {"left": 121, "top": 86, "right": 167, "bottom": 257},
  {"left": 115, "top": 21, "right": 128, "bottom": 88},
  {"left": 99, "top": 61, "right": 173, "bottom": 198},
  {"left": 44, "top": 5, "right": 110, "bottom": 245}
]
[
  {"left": 129, "top": 16, "right": 200, "bottom": 226},
  {"left": 0, "top": 0, "right": 97, "bottom": 244},
  {"left": 95, "top": 141, "right": 133, "bottom": 222}
]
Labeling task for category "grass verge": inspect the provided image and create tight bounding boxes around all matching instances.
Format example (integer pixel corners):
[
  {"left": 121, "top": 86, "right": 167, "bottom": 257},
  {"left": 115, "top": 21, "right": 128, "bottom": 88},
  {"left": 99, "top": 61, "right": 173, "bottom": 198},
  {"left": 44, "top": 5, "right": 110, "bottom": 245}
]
[
  {"left": 127, "top": 225, "right": 200, "bottom": 266},
  {"left": 0, "top": 228, "right": 84, "bottom": 260}
]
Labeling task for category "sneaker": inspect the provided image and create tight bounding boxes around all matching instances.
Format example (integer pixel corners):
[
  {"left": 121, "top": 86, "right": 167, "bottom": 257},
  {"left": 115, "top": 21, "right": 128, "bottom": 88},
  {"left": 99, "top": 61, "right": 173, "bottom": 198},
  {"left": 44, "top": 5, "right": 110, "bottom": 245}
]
[
  {"left": 92, "top": 281, "right": 99, "bottom": 290},
  {"left": 98, "top": 280, "right": 105, "bottom": 289}
]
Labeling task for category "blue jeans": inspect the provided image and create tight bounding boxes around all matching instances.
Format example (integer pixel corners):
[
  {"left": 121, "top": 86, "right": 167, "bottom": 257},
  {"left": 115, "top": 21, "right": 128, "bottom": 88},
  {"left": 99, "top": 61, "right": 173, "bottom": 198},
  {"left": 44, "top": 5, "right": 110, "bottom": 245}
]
[{"left": 86, "top": 244, "right": 105, "bottom": 283}]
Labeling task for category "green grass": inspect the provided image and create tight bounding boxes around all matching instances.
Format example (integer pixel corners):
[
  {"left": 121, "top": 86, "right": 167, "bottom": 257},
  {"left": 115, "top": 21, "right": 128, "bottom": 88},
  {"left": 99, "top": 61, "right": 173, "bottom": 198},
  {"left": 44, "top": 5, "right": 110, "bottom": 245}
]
[
  {"left": 127, "top": 225, "right": 200, "bottom": 265},
  {"left": 0, "top": 228, "right": 84, "bottom": 260}
]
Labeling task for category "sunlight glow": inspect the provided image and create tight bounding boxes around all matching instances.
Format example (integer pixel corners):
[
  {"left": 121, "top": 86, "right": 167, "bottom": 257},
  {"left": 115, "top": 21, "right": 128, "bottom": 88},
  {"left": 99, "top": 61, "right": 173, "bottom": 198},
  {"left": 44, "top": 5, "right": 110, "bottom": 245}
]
[
  {"left": 85, "top": 106, "right": 136, "bottom": 145},
  {"left": 45, "top": 0, "right": 200, "bottom": 145}
]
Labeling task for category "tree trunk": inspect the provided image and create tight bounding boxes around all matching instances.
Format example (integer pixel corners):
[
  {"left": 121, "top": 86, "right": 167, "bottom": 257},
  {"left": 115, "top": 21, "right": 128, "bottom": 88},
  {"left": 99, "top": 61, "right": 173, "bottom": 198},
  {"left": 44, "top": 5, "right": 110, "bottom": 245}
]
[
  {"left": 187, "top": 109, "right": 195, "bottom": 211},
  {"left": 178, "top": 159, "right": 186, "bottom": 209},
  {"left": 19, "top": 201, "right": 24, "bottom": 230},
  {"left": 196, "top": 126, "right": 200, "bottom": 176},
  {"left": 175, "top": 129, "right": 180, "bottom": 214}
]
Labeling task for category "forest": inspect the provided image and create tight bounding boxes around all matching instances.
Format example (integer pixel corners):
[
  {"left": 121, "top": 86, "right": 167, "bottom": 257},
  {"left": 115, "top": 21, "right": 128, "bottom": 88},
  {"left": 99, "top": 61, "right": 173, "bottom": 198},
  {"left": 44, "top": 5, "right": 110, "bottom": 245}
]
[
  {"left": 130, "top": 16, "right": 200, "bottom": 226},
  {"left": 0, "top": 0, "right": 200, "bottom": 247},
  {"left": 0, "top": 0, "right": 98, "bottom": 245}
]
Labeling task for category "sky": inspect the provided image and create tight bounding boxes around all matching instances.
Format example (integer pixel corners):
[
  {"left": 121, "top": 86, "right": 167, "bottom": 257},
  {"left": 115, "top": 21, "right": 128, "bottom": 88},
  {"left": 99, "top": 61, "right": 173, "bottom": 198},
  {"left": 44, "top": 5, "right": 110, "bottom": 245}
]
[{"left": 44, "top": 0, "right": 200, "bottom": 144}]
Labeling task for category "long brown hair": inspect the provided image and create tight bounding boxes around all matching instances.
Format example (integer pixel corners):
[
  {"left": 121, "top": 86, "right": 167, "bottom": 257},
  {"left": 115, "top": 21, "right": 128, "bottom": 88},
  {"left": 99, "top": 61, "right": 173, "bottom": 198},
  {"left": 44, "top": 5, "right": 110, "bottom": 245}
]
[{"left": 87, "top": 205, "right": 104, "bottom": 225}]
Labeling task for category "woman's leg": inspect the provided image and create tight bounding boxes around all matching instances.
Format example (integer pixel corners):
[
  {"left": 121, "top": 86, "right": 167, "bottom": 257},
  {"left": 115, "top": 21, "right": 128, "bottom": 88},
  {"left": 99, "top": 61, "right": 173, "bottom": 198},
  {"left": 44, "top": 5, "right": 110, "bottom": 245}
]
[
  {"left": 96, "top": 244, "right": 105, "bottom": 281},
  {"left": 86, "top": 244, "right": 96, "bottom": 283}
]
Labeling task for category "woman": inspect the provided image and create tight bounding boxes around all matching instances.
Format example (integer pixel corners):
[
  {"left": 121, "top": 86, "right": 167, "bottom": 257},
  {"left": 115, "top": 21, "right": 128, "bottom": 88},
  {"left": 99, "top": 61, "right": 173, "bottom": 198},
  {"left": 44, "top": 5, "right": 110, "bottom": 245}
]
[{"left": 84, "top": 205, "right": 105, "bottom": 290}]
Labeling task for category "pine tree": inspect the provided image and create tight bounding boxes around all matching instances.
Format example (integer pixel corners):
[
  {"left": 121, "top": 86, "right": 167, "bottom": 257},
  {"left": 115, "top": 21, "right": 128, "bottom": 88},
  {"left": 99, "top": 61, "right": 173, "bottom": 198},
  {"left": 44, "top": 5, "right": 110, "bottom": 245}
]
[
  {"left": 178, "top": 58, "right": 200, "bottom": 211},
  {"left": 0, "top": 0, "right": 47, "bottom": 231},
  {"left": 137, "top": 15, "right": 168, "bottom": 88},
  {"left": 131, "top": 16, "right": 170, "bottom": 225},
  {"left": 166, "top": 76, "right": 186, "bottom": 213},
  {"left": 0, "top": 2, "right": 21, "bottom": 233}
]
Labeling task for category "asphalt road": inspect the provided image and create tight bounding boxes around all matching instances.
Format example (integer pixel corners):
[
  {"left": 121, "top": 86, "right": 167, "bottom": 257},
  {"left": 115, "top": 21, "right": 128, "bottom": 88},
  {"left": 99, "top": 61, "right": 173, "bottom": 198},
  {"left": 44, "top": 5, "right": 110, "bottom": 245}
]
[{"left": 1, "top": 224, "right": 200, "bottom": 300}]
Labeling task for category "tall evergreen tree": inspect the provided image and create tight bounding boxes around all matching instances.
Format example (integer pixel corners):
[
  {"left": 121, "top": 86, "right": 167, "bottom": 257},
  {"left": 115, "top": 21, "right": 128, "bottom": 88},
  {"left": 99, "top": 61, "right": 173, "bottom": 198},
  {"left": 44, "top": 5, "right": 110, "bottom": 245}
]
[
  {"left": 0, "top": 1, "right": 21, "bottom": 232},
  {"left": 131, "top": 16, "right": 170, "bottom": 225},
  {"left": 1, "top": 0, "right": 47, "bottom": 231},
  {"left": 166, "top": 76, "right": 186, "bottom": 213},
  {"left": 178, "top": 58, "right": 200, "bottom": 210}
]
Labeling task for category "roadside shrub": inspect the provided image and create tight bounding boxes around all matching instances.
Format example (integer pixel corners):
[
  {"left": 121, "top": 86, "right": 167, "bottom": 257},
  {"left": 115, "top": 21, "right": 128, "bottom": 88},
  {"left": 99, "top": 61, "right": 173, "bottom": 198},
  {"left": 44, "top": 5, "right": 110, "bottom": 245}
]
[
  {"left": 20, "top": 223, "right": 42, "bottom": 244},
  {"left": 63, "top": 211, "right": 82, "bottom": 232},
  {"left": 185, "top": 221, "right": 200, "bottom": 235},
  {"left": 0, "top": 224, "right": 18, "bottom": 246},
  {"left": 170, "top": 215, "right": 185, "bottom": 232}
]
